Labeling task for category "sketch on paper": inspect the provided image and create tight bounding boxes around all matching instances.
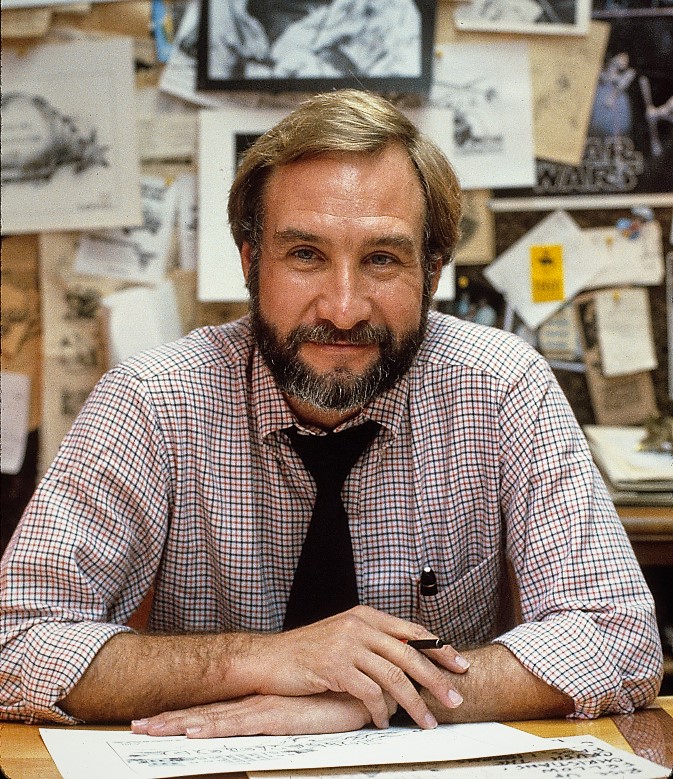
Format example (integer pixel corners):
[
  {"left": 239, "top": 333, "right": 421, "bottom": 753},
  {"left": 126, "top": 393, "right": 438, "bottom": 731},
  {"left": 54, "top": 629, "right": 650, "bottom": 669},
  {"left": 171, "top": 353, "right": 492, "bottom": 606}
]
[
  {"left": 0, "top": 37, "right": 142, "bottom": 235},
  {"left": 426, "top": 43, "right": 536, "bottom": 189},
  {"left": 453, "top": 0, "right": 591, "bottom": 35},
  {"left": 1, "top": 93, "right": 108, "bottom": 184},
  {"left": 198, "top": 0, "right": 435, "bottom": 94}
]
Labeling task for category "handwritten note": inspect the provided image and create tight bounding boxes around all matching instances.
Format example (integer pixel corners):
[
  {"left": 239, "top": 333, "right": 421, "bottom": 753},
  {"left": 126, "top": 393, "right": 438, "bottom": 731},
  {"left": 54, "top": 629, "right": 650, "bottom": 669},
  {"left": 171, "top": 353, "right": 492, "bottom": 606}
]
[{"left": 40, "top": 723, "right": 550, "bottom": 779}]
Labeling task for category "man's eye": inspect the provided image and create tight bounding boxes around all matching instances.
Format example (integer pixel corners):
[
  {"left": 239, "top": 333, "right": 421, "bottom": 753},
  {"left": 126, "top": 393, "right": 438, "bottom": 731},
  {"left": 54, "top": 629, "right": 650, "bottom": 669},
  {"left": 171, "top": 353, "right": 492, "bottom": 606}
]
[
  {"left": 369, "top": 254, "right": 395, "bottom": 266},
  {"left": 293, "top": 248, "right": 316, "bottom": 261}
]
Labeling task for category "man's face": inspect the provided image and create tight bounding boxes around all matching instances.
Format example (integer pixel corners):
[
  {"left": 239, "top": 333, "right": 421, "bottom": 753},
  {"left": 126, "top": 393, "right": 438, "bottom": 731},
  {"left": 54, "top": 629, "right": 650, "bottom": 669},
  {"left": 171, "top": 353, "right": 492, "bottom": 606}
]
[{"left": 242, "top": 143, "right": 439, "bottom": 427}]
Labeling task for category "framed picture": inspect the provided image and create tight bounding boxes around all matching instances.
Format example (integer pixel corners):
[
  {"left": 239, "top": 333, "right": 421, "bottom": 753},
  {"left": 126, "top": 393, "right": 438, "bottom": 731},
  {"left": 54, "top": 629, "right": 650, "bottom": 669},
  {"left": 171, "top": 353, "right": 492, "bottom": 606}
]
[
  {"left": 197, "top": 0, "right": 436, "bottom": 94},
  {"left": 453, "top": 0, "right": 592, "bottom": 36}
]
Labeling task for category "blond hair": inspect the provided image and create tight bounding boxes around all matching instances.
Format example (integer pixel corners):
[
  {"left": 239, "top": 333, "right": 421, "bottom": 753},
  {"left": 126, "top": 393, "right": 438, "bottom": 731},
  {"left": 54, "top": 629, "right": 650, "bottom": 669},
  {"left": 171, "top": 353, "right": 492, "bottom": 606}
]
[{"left": 228, "top": 89, "right": 462, "bottom": 272}]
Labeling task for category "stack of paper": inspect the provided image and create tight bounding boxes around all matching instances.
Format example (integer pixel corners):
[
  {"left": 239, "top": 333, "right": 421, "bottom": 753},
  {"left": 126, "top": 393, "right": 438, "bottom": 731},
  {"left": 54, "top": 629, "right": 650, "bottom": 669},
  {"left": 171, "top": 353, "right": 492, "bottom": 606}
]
[{"left": 584, "top": 425, "right": 673, "bottom": 505}]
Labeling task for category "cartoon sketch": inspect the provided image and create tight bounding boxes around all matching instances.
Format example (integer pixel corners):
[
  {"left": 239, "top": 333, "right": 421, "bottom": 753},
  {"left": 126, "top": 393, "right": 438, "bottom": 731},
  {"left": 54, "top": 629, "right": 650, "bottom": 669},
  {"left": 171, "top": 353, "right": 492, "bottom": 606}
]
[
  {"left": 1, "top": 93, "right": 108, "bottom": 184},
  {"left": 431, "top": 79, "right": 503, "bottom": 153}
]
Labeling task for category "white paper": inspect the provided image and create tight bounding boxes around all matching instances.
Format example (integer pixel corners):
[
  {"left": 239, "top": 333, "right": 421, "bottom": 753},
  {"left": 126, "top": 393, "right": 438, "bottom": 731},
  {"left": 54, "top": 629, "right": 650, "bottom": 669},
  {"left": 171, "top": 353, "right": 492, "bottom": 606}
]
[
  {"left": 40, "top": 723, "right": 550, "bottom": 779},
  {"left": 174, "top": 173, "right": 198, "bottom": 272},
  {"left": 453, "top": 0, "right": 591, "bottom": 36},
  {"left": 74, "top": 176, "right": 177, "bottom": 284},
  {"left": 428, "top": 43, "right": 536, "bottom": 190},
  {"left": 250, "top": 735, "right": 670, "bottom": 778},
  {"left": 583, "top": 221, "right": 664, "bottom": 289},
  {"left": 595, "top": 288, "right": 657, "bottom": 377},
  {"left": 101, "top": 279, "right": 183, "bottom": 367},
  {"left": 0, "top": 371, "right": 31, "bottom": 475},
  {"left": 584, "top": 425, "right": 673, "bottom": 486},
  {"left": 484, "top": 210, "right": 610, "bottom": 330},
  {"left": 1, "top": 37, "right": 142, "bottom": 234}
]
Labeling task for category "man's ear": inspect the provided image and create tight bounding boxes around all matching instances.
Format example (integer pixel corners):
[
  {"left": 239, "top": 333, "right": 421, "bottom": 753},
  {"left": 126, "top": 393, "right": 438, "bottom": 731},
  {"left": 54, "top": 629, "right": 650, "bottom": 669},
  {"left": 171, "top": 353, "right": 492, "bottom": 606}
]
[
  {"left": 241, "top": 241, "right": 253, "bottom": 283},
  {"left": 429, "top": 257, "right": 444, "bottom": 296}
]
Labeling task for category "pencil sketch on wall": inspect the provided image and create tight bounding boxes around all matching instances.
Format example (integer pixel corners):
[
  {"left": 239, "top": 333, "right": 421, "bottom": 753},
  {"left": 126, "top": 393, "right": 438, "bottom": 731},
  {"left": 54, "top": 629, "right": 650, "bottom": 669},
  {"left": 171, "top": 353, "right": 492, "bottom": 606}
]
[
  {"left": 198, "top": 0, "right": 436, "bottom": 94},
  {"left": 0, "top": 37, "right": 142, "bottom": 235},
  {"left": 1, "top": 93, "right": 109, "bottom": 184},
  {"left": 453, "top": 0, "right": 591, "bottom": 35}
]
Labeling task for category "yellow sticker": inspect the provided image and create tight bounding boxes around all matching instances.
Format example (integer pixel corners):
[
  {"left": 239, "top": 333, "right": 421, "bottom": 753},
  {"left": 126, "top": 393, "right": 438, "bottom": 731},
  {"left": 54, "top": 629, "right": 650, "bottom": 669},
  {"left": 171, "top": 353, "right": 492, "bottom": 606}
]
[{"left": 530, "top": 244, "right": 564, "bottom": 303}]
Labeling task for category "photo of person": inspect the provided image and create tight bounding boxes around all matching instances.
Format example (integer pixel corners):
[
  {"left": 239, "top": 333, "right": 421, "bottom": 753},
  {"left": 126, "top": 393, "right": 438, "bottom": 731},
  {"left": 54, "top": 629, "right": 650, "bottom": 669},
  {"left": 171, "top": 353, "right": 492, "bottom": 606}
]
[{"left": 199, "top": 0, "right": 434, "bottom": 93}]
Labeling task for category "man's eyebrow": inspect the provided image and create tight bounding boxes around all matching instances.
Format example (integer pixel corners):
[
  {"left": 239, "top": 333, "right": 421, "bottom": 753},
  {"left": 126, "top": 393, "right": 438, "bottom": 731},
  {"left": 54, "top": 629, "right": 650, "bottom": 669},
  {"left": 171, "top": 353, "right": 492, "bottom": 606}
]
[{"left": 273, "top": 228, "right": 417, "bottom": 252}]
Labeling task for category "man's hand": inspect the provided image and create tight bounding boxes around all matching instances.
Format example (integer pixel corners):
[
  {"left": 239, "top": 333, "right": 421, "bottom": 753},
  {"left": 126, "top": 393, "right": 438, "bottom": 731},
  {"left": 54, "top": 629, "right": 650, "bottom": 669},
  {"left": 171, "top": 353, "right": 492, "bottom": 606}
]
[
  {"left": 248, "top": 606, "right": 469, "bottom": 730},
  {"left": 131, "top": 692, "right": 378, "bottom": 738}
]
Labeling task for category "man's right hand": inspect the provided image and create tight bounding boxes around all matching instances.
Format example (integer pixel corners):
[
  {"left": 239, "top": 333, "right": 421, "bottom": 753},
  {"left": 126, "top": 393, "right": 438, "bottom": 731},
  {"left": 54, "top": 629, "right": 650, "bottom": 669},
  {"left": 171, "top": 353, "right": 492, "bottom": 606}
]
[{"left": 248, "top": 606, "right": 468, "bottom": 729}]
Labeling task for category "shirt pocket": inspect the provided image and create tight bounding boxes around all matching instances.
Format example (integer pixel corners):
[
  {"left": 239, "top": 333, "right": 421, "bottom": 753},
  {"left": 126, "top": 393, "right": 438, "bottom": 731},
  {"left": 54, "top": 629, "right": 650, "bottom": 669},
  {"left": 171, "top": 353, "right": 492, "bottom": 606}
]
[{"left": 415, "top": 552, "right": 500, "bottom": 650}]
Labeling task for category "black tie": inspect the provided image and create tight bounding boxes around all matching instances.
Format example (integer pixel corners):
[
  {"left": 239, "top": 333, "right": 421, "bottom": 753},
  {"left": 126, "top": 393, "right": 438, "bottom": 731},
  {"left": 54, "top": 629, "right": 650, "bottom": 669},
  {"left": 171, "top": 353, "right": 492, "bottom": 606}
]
[{"left": 283, "top": 420, "right": 381, "bottom": 630}]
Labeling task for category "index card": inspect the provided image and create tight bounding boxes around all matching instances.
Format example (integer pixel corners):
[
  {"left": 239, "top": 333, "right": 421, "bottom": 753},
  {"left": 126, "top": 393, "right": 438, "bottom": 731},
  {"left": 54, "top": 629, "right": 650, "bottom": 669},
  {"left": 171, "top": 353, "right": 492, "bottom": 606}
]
[
  {"left": 595, "top": 288, "right": 657, "bottom": 378},
  {"left": 583, "top": 220, "right": 665, "bottom": 289}
]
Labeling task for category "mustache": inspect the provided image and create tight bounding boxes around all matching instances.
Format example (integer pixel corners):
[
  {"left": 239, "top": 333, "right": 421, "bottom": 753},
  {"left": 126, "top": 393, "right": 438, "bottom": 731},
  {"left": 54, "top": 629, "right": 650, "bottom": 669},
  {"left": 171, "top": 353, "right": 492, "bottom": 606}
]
[{"left": 287, "top": 322, "right": 391, "bottom": 348}]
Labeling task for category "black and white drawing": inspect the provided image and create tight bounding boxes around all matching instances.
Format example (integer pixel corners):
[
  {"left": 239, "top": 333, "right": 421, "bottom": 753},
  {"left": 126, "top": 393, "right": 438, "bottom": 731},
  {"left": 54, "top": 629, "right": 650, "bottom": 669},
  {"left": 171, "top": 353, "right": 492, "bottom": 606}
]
[
  {"left": 1, "top": 93, "right": 108, "bottom": 184},
  {"left": 0, "top": 38, "right": 142, "bottom": 235},
  {"left": 453, "top": 0, "right": 591, "bottom": 35},
  {"left": 198, "top": 0, "right": 435, "bottom": 94},
  {"left": 493, "top": 9, "right": 673, "bottom": 209}
]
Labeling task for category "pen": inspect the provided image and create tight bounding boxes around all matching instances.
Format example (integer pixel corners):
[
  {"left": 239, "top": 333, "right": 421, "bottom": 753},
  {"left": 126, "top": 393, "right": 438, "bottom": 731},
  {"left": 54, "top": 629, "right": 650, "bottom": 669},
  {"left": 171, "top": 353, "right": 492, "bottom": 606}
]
[
  {"left": 402, "top": 638, "right": 446, "bottom": 649},
  {"left": 419, "top": 565, "right": 438, "bottom": 596}
]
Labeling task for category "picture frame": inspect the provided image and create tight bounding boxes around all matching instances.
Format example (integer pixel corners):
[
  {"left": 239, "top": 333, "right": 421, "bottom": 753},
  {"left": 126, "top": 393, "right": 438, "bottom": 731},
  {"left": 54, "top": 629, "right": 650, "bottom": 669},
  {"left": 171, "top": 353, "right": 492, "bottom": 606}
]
[
  {"left": 197, "top": 0, "right": 436, "bottom": 95},
  {"left": 453, "top": 0, "right": 592, "bottom": 36}
]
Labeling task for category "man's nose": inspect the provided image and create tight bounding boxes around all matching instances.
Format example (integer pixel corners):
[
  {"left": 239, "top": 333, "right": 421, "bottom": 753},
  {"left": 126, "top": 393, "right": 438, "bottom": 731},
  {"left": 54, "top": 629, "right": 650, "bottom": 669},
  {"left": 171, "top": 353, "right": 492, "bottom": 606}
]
[{"left": 315, "top": 265, "right": 373, "bottom": 331}]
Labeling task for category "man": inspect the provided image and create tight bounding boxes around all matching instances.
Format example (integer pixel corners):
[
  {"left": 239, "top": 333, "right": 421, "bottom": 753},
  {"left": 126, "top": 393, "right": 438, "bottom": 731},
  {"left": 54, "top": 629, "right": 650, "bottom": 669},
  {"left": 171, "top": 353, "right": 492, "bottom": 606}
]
[{"left": 0, "top": 90, "right": 662, "bottom": 737}]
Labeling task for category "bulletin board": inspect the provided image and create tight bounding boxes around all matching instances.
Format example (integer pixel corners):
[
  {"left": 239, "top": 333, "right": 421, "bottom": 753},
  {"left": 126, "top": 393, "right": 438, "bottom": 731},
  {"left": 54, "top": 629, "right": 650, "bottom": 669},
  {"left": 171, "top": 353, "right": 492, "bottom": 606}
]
[{"left": 1, "top": 0, "right": 672, "bottom": 550}]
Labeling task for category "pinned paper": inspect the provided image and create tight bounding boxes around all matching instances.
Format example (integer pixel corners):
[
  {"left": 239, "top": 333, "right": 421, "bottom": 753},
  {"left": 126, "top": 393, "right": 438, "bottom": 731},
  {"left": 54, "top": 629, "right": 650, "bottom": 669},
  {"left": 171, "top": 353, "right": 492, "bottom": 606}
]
[
  {"left": 484, "top": 210, "right": 609, "bottom": 330},
  {"left": 0, "top": 372, "right": 31, "bottom": 475},
  {"left": 101, "top": 279, "right": 183, "bottom": 367},
  {"left": 74, "top": 176, "right": 177, "bottom": 285},
  {"left": 530, "top": 244, "right": 564, "bottom": 303},
  {"left": 595, "top": 288, "right": 657, "bottom": 378}
]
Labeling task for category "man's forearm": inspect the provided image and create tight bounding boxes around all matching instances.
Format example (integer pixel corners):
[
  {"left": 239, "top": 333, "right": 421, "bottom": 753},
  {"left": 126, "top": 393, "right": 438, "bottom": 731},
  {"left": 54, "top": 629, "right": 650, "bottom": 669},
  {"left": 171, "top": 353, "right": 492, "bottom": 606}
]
[
  {"left": 61, "top": 631, "right": 258, "bottom": 722},
  {"left": 424, "top": 643, "right": 574, "bottom": 723}
]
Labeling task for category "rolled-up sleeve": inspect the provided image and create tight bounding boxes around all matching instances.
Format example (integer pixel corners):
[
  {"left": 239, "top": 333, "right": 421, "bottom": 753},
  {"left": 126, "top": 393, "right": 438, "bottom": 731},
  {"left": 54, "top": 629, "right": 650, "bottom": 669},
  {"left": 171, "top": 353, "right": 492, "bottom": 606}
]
[
  {"left": 0, "top": 368, "right": 171, "bottom": 723},
  {"left": 493, "top": 358, "right": 663, "bottom": 718}
]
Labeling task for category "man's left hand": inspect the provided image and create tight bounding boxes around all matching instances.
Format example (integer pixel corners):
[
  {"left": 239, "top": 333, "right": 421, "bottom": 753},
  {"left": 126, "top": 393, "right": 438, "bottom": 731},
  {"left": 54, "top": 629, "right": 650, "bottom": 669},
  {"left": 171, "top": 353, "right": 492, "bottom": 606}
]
[{"left": 131, "top": 691, "right": 381, "bottom": 738}]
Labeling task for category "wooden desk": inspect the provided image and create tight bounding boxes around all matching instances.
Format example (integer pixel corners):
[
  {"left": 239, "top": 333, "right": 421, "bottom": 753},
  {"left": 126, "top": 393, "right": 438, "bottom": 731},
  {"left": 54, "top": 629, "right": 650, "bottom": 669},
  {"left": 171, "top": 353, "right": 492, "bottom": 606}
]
[
  {"left": 617, "top": 505, "right": 673, "bottom": 567},
  {"left": 2, "top": 698, "right": 672, "bottom": 779}
]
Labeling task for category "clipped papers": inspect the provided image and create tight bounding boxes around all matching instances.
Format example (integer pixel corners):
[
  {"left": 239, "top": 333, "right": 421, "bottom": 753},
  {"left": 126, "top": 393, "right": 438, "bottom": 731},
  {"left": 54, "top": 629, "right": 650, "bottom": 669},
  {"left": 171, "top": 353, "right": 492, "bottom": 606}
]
[{"left": 484, "top": 211, "right": 608, "bottom": 330}]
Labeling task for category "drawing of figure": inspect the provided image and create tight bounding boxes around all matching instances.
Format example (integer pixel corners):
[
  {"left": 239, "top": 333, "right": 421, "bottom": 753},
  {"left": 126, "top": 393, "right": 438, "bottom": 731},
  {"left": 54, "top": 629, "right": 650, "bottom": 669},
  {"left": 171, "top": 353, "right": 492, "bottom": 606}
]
[
  {"left": 208, "top": 0, "right": 422, "bottom": 80},
  {"left": 589, "top": 53, "right": 636, "bottom": 138}
]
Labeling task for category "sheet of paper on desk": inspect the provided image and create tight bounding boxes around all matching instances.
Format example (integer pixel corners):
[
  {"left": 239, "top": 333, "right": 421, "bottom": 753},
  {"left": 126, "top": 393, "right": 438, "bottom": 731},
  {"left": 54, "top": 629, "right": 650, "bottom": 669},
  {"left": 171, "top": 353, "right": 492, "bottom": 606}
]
[
  {"left": 250, "top": 735, "right": 670, "bottom": 779},
  {"left": 39, "top": 723, "right": 550, "bottom": 779}
]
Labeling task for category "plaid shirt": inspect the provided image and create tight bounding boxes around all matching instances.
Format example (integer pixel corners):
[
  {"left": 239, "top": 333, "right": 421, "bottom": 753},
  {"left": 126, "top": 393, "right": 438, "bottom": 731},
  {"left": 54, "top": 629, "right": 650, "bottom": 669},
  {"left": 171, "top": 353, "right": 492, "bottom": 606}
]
[{"left": 0, "top": 311, "right": 662, "bottom": 723}]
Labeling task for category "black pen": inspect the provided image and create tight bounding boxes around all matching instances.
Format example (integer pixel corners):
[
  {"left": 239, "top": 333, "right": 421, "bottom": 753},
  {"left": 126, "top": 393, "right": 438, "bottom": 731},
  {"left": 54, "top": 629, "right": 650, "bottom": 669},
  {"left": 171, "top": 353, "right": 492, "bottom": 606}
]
[{"left": 401, "top": 638, "right": 446, "bottom": 649}]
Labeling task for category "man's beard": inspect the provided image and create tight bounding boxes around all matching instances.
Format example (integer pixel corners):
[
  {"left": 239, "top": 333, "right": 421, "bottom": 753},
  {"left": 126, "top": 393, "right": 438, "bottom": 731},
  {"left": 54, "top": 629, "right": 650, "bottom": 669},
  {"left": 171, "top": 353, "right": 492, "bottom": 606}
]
[{"left": 250, "top": 304, "right": 430, "bottom": 413}]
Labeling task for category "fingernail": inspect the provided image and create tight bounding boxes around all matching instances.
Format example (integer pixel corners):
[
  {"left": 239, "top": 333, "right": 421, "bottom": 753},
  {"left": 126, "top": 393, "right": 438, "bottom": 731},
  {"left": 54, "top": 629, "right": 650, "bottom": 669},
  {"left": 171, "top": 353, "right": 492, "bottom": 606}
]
[
  {"left": 455, "top": 655, "right": 470, "bottom": 670},
  {"left": 448, "top": 689, "right": 463, "bottom": 707},
  {"left": 131, "top": 719, "right": 149, "bottom": 726},
  {"left": 186, "top": 726, "right": 202, "bottom": 737},
  {"left": 425, "top": 712, "right": 438, "bottom": 728}
]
